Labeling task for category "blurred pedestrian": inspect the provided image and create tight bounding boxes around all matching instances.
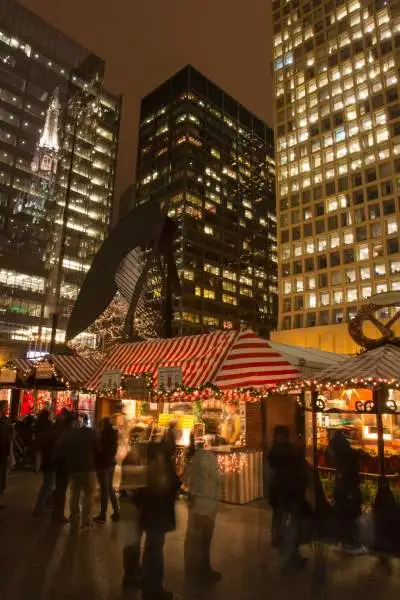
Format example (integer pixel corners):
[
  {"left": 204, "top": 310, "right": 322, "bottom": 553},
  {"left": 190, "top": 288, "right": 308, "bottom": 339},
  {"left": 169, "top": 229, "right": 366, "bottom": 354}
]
[
  {"left": 58, "top": 413, "right": 99, "bottom": 532},
  {"left": 268, "top": 425, "right": 308, "bottom": 570},
  {"left": 51, "top": 408, "right": 73, "bottom": 524},
  {"left": 328, "top": 430, "right": 363, "bottom": 553},
  {"left": 0, "top": 400, "right": 11, "bottom": 508},
  {"left": 33, "top": 409, "right": 56, "bottom": 517},
  {"left": 184, "top": 437, "right": 221, "bottom": 582},
  {"left": 94, "top": 417, "right": 120, "bottom": 524},
  {"left": 123, "top": 438, "right": 178, "bottom": 600}
]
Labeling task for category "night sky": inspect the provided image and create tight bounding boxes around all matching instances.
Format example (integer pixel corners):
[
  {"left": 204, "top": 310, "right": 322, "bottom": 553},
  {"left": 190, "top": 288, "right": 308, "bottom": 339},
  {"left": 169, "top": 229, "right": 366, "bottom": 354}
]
[{"left": 20, "top": 0, "right": 274, "bottom": 209}]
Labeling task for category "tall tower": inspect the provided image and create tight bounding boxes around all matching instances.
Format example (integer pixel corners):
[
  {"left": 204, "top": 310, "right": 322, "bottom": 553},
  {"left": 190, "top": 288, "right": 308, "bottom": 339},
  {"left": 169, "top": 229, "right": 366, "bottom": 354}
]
[
  {"left": 135, "top": 65, "right": 277, "bottom": 338},
  {"left": 0, "top": 0, "right": 121, "bottom": 360},
  {"left": 272, "top": 0, "right": 400, "bottom": 353}
]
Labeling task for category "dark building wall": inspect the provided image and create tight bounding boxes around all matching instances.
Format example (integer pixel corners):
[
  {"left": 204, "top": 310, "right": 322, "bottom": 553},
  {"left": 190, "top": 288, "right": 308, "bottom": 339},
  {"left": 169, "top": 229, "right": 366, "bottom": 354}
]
[
  {"left": 0, "top": 0, "right": 121, "bottom": 357},
  {"left": 135, "top": 65, "right": 277, "bottom": 337}
]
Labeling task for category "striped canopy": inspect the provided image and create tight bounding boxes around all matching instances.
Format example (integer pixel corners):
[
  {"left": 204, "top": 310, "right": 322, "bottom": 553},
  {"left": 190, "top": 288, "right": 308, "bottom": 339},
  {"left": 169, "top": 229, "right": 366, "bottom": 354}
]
[
  {"left": 87, "top": 329, "right": 300, "bottom": 391},
  {"left": 48, "top": 355, "right": 101, "bottom": 388},
  {"left": 308, "top": 343, "right": 400, "bottom": 385}
]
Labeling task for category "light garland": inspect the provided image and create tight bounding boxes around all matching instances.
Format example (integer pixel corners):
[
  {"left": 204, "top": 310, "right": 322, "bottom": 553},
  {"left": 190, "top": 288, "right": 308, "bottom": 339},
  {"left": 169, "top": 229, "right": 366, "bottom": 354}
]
[{"left": 216, "top": 452, "right": 247, "bottom": 474}]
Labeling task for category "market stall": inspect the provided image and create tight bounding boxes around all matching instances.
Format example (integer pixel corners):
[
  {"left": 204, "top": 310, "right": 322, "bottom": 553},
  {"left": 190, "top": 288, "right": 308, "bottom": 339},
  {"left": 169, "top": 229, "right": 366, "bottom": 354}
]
[
  {"left": 87, "top": 329, "right": 300, "bottom": 503},
  {"left": 0, "top": 355, "right": 100, "bottom": 420},
  {"left": 0, "top": 358, "right": 34, "bottom": 418}
]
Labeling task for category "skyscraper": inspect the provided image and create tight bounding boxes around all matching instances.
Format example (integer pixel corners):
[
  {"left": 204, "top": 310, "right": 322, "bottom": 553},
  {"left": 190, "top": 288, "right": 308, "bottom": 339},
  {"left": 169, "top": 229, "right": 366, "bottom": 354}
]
[
  {"left": 273, "top": 0, "right": 400, "bottom": 352},
  {"left": 0, "top": 0, "right": 121, "bottom": 359},
  {"left": 135, "top": 65, "right": 277, "bottom": 337}
]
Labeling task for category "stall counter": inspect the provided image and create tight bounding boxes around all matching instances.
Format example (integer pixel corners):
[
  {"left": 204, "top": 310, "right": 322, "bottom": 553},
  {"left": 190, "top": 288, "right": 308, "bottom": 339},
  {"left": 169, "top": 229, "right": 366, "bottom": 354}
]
[{"left": 211, "top": 446, "right": 263, "bottom": 504}]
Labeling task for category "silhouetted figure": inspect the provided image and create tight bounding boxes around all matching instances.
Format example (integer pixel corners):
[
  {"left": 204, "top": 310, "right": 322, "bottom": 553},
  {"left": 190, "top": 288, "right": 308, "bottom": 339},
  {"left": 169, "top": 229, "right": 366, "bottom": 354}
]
[
  {"left": 123, "top": 438, "right": 178, "bottom": 600},
  {"left": 328, "top": 430, "right": 363, "bottom": 553},
  {"left": 94, "top": 417, "right": 120, "bottom": 524},
  {"left": 58, "top": 414, "right": 99, "bottom": 532},
  {"left": 268, "top": 425, "right": 308, "bottom": 570},
  {"left": 51, "top": 409, "right": 73, "bottom": 523},
  {"left": 0, "top": 400, "right": 11, "bottom": 508},
  {"left": 33, "top": 409, "right": 56, "bottom": 517},
  {"left": 184, "top": 439, "right": 221, "bottom": 582}
]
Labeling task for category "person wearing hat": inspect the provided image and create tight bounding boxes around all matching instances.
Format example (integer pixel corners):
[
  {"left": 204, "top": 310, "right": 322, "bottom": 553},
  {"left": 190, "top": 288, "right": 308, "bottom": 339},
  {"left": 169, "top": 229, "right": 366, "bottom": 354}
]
[{"left": 0, "top": 400, "right": 11, "bottom": 508}]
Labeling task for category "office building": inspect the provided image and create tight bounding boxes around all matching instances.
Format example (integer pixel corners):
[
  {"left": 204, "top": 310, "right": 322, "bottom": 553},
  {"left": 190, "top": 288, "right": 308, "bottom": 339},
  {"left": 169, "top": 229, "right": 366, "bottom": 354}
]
[
  {"left": 135, "top": 65, "right": 277, "bottom": 337},
  {"left": 0, "top": 0, "right": 121, "bottom": 359},
  {"left": 272, "top": 0, "right": 400, "bottom": 352}
]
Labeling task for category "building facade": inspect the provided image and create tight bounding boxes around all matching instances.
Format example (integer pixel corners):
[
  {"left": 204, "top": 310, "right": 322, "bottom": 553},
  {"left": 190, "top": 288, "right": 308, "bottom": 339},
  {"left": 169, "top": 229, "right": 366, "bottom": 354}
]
[
  {"left": 135, "top": 65, "right": 277, "bottom": 337},
  {"left": 0, "top": 0, "right": 121, "bottom": 359},
  {"left": 273, "top": 0, "right": 400, "bottom": 345}
]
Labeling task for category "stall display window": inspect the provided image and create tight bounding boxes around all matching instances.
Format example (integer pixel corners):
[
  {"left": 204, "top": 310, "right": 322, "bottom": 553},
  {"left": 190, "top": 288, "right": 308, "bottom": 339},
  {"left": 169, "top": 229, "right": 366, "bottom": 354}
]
[
  {"left": 305, "top": 388, "right": 400, "bottom": 475},
  {"left": 56, "top": 391, "right": 74, "bottom": 414},
  {"left": 20, "top": 390, "right": 35, "bottom": 416}
]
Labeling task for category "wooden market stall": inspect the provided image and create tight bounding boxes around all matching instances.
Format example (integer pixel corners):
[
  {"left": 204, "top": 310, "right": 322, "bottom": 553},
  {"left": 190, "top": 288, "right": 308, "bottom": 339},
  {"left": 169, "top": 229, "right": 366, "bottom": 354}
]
[
  {"left": 87, "top": 329, "right": 300, "bottom": 504},
  {"left": 270, "top": 342, "right": 400, "bottom": 552},
  {"left": 0, "top": 355, "right": 100, "bottom": 421}
]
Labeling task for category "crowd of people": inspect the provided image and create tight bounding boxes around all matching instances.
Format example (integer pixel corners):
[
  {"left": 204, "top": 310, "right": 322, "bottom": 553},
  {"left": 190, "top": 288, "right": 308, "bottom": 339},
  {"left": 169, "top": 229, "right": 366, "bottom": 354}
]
[{"left": 0, "top": 399, "right": 394, "bottom": 598}]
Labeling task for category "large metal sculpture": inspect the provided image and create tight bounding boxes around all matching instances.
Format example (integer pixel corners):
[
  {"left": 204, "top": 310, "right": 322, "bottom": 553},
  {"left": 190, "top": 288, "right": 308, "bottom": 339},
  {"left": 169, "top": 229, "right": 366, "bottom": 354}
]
[
  {"left": 66, "top": 202, "right": 181, "bottom": 343},
  {"left": 348, "top": 291, "right": 400, "bottom": 350}
]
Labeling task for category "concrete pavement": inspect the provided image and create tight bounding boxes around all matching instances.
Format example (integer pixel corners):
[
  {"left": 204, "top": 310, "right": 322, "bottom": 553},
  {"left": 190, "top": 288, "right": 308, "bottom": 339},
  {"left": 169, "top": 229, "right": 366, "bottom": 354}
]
[{"left": 0, "top": 472, "right": 399, "bottom": 600}]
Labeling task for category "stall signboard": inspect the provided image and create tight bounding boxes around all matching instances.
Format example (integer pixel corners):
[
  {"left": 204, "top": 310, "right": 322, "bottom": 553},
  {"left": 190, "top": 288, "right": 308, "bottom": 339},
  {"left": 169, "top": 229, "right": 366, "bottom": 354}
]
[
  {"left": 0, "top": 368, "right": 16, "bottom": 384},
  {"left": 35, "top": 362, "right": 53, "bottom": 380},
  {"left": 123, "top": 374, "right": 149, "bottom": 400},
  {"left": 158, "top": 413, "right": 194, "bottom": 430},
  {"left": 100, "top": 370, "right": 121, "bottom": 390},
  {"left": 158, "top": 366, "right": 182, "bottom": 391}
]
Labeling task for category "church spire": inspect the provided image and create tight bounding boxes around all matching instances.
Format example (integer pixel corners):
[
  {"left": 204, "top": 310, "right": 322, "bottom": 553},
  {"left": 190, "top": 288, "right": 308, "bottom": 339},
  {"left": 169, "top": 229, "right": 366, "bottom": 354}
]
[{"left": 39, "top": 87, "right": 60, "bottom": 152}]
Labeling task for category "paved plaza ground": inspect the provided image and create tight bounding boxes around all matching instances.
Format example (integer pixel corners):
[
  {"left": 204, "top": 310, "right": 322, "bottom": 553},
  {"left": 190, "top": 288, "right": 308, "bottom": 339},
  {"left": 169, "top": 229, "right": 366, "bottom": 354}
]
[{"left": 0, "top": 472, "right": 400, "bottom": 600}]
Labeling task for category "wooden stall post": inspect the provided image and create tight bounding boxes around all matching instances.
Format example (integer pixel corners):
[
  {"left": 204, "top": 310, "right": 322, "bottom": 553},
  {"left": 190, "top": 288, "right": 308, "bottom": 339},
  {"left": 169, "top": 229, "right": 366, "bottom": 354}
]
[{"left": 374, "top": 386, "right": 387, "bottom": 478}]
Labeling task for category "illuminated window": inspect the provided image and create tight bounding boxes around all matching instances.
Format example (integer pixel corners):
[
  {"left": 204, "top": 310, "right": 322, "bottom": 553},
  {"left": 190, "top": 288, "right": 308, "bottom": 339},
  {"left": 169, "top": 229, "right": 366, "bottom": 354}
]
[
  {"left": 374, "top": 263, "right": 386, "bottom": 277},
  {"left": 295, "top": 279, "right": 304, "bottom": 292},
  {"left": 387, "top": 219, "right": 398, "bottom": 235},
  {"left": 333, "top": 290, "right": 343, "bottom": 304},
  {"left": 195, "top": 287, "right": 202, "bottom": 297},
  {"left": 318, "top": 238, "right": 327, "bottom": 252},
  {"left": 376, "top": 283, "right": 387, "bottom": 294},
  {"left": 361, "top": 286, "right": 372, "bottom": 299},
  {"left": 358, "top": 246, "right": 369, "bottom": 261},
  {"left": 320, "top": 292, "right": 330, "bottom": 306},
  {"left": 204, "top": 225, "right": 213, "bottom": 235},
  {"left": 183, "top": 270, "right": 194, "bottom": 280},
  {"left": 222, "top": 294, "right": 237, "bottom": 306},
  {"left": 360, "top": 267, "right": 371, "bottom": 281},
  {"left": 344, "top": 231, "right": 354, "bottom": 245},
  {"left": 283, "top": 281, "right": 292, "bottom": 295},
  {"left": 203, "top": 288, "right": 215, "bottom": 300},
  {"left": 330, "top": 234, "right": 340, "bottom": 249},
  {"left": 347, "top": 288, "right": 357, "bottom": 303},
  {"left": 391, "top": 261, "right": 400, "bottom": 275}
]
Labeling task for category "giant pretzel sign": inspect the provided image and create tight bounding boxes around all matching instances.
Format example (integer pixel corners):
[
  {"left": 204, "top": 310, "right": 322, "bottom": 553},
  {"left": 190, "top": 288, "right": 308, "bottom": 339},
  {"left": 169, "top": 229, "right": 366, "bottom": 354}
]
[{"left": 349, "top": 291, "right": 400, "bottom": 349}]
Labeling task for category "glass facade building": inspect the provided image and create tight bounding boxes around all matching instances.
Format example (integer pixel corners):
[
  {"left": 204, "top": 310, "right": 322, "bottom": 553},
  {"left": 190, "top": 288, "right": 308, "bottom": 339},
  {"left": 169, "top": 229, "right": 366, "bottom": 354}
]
[
  {"left": 274, "top": 0, "right": 400, "bottom": 332},
  {"left": 0, "top": 0, "right": 121, "bottom": 357},
  {"left": 135, "top": 65, "right": 277, "bottom": 337}
]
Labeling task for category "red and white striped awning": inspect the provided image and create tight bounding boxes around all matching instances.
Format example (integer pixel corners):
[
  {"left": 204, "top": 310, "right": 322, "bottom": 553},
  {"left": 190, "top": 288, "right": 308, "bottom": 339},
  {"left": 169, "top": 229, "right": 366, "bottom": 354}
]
[
  {"left": 309, "top": 343, "right": 400, "bottom": 385},
  {"left": 87, "top": 330, "right": 237, "bottom": 390},
  {"left": 88, "top": 329, "right": 300, "bottom": 391},
  {"left": 48, "top": 355, "right": 101, "bottom": 388},
  {"left": 213, "top": 330, "right": 300, "bottom": 389},
  {"left": 13, "top": 358, "right": 34, "bottom": 378}
]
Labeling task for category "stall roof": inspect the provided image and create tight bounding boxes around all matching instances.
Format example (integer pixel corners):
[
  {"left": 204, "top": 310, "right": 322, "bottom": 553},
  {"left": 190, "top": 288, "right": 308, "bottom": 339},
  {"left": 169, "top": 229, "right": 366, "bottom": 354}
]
[
  {"left": 268, "top": 341, "right": 346, "bottom": 371},
  {"left": 307, "top": 343, "right": 400, "bottom": 385},
  {"left": 88, "top": 329, "right": 300, "bottom": 391},
  {"left": 12, "top": 358, "right": 34, "bottom": 378},
  {"left": 48, "top": 355, "right": 101, "bottom": 388}
]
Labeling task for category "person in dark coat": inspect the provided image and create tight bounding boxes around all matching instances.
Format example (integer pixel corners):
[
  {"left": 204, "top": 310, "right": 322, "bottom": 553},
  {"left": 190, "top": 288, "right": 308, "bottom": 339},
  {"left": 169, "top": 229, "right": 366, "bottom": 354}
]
[
  {"left": 57, "top": 413, "right": 99, "bottom": 532},
  {"left": 123, "top": 438, "right": 178, "bottom": 600},
  {"left": 51, "top": 409, "right": 73, "bottom": 524},
  {"left": 33, "top": 409, "right": 56, "bottom": 517},
  {"left": 0, "top": 400, "right": 11, "bottom": 507},
  {"left": 94, "top": 417, "right": 120, "bottom": 524},
  {"left": 328, "top": 430, "right": 363, "bottom": 552},
  {"left": 268, "top": 425, "right": 308, "bottom": 569}
]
